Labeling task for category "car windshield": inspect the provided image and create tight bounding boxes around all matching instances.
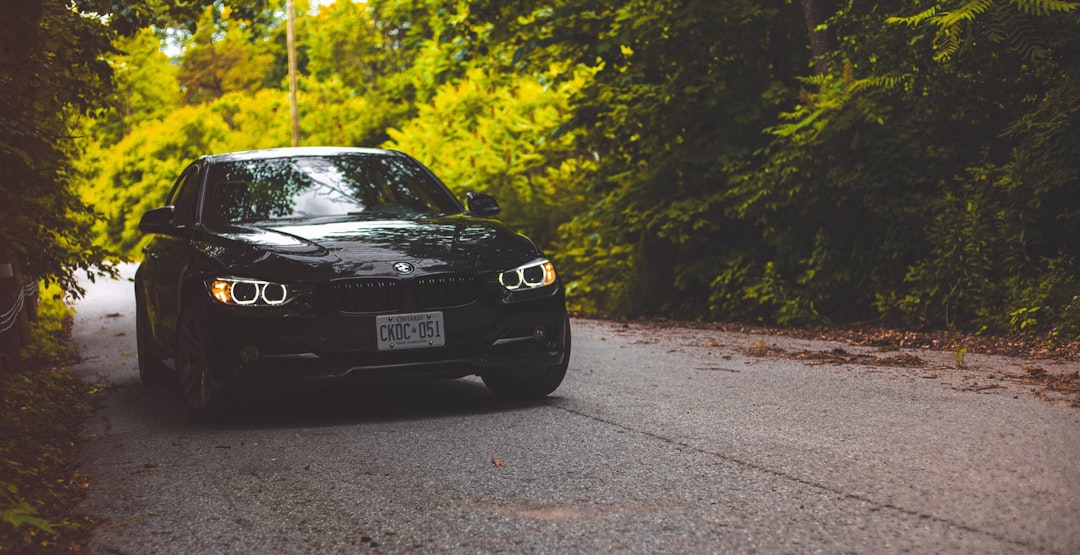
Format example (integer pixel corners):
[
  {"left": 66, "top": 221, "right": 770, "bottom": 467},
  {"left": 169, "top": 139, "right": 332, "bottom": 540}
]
[{"left": 202, "top": 153, "right": 461, "bottom": 227}]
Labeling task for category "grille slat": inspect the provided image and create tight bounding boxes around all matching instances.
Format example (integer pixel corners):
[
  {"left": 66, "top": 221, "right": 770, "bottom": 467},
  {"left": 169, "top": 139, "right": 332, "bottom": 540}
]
[
  {"left": 332, "top": 273, "right": 480, "bottom": 313},
  {"left": 415, "top": 274, "right": 480, "bottom": 309},
  {"left": 333, "top": 279, "right": 401, "bottom": 313}
]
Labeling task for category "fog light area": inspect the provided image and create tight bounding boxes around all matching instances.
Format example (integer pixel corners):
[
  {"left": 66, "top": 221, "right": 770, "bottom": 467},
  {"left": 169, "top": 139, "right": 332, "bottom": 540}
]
[{"left": 239, "top": 346, "right": 260, "bottom": 364}]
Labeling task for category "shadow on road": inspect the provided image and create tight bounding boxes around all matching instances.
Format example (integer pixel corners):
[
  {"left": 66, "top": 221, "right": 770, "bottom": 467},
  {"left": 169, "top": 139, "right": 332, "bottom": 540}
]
[{"left": 101, "top": 377, "right": 556, "bottom": 431}]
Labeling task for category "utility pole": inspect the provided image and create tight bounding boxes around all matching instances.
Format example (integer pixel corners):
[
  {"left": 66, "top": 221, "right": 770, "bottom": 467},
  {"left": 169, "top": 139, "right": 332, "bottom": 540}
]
[{"left": 287, "top": 0, "right": 300, "bottom": 146}]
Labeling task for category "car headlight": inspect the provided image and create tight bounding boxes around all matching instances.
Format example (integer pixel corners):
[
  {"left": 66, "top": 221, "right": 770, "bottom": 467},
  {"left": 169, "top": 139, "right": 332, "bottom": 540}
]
[
  {"left": 498, "top": 259, "right": 557, "bottom": 291},
  {"left": 208, "top": 278, "right": 290, "bottom": 306}
]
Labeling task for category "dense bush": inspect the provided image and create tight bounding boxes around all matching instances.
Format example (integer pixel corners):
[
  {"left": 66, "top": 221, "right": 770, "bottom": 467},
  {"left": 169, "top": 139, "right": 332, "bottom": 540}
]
[{"left": 1, "top": 286, "right": 93, "bottom": 552}]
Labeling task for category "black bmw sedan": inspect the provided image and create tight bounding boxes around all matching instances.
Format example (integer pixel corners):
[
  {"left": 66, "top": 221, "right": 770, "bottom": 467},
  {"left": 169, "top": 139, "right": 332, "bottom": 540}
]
[{"left": 135, "top": 147, "right": 570, "bottom": 419}]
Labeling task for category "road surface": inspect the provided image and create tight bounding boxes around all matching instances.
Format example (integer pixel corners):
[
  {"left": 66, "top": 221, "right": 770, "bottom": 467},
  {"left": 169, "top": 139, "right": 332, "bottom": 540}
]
[{"left": 72, "top": 266, "right": 1080, "bottom": 553}]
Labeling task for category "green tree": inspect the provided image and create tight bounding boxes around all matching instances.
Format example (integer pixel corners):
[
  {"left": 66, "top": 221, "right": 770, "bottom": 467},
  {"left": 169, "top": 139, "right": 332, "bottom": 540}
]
[
  {"left": 386, "top": 64, "right": 593, "bottom": 248},
  {"left": 178, "top": 8, "right": 278, "bottom": 104},
  {"left": 81, "top": 88, "right": 306, "bottom": 258},
  {"left": 462, "top": 0, "right": 1080, "bottom": 338},
  {"left": 1, "top": 0, "right": 274, "bottom": 295},
  {"left": 728, "top": 0, "right": 1080, "bottom": 334},
  {"left": 91, "top": 28, "right": 182, "bottom": 146},
  {"left": 1, "top": 0, "right": 121, "bottom": 293},
  {"left": 61, "top": 0, "right": 1080, "bottom": 339},
  {"left": 468, "top": 0, "right": 808, "bottom": 316},
  {"left": 305, "top": 0, "right": 380, "bottom": 91},
  {"left": 882, "top": 0, "right": 1080, "bottom": 334},
  {"left": 300, "top": 0, "right": 416, "bottom": 146}
]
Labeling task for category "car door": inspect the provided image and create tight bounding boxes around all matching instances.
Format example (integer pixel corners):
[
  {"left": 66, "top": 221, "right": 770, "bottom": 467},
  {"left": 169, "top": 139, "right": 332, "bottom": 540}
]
[{"left": 142, "top": 163, "right": 203, "bottom": 353}]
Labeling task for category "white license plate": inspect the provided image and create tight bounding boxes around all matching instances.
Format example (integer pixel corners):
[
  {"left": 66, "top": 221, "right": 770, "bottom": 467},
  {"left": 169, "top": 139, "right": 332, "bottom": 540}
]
[{"left": 376, "top": 312, "right": 445, "bottom": 351}]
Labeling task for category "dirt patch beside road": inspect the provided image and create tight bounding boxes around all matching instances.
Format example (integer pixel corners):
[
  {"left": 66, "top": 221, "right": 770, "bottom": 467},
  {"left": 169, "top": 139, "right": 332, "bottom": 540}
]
[
  {"left": 587, "top": 317, "right": 1080, "bottom": 408},
  {"left": 741, "top": 341, "right": 1080, "bottom": 408}
]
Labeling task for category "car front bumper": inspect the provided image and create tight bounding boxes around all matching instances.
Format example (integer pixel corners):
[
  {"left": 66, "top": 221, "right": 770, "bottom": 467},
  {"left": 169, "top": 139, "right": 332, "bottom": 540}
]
[{"left": 198, "top": 285, "right": 569, "bottom": 385}]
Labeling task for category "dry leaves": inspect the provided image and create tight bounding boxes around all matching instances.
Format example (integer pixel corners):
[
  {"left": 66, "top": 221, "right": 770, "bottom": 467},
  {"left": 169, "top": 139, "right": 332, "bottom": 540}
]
[
  {"left": 742, "top": 342, "right": 1080, "bottom": 407},
  {"left": 747, "top": 345, "right": 928, "bottom": 368},
  {"left": 631, "top": 317, "right": 1079, "bottom": 361},
  {"left": 1013, "top": 366, "right": 1080, "bottom": 406}
]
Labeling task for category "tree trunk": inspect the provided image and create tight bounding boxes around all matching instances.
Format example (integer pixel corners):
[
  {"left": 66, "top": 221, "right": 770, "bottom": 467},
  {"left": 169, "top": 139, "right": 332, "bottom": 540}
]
[
  {"left": 801, "top": 0, "right": 837, "bottom": 74},
  {"left": 287, "top": 0, "right": 301, "bottom": 147}
]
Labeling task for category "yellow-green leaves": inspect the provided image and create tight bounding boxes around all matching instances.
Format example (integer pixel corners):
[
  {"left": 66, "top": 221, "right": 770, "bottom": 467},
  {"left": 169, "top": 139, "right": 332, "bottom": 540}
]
[{"left": 385, "top": 64, "right": 592, "bottom": 246}]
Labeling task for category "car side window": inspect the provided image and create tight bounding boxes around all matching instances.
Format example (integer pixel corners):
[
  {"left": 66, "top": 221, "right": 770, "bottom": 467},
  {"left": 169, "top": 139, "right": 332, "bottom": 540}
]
[{"left": 168, "top": 165, "right": 201, "bottom": 227}]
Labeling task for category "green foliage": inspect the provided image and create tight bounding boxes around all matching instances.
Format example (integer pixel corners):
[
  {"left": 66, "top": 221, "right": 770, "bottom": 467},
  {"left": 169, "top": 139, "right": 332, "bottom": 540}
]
[
  {"left": 1, "top": 0, "right": 274, "bottom": 293},
  {"left": 81, "top": 104, "right": 222, "bottom": 256},
  {"left": 1, "top": 500, "right": 55, "bottom": 535},
  {"left": 722, "top": 261, "right": 821, "bottom": 327},
  {"left": 65, "top": 0, "right": 1080, "bottom": 341},
  {"left": 80, "top": 0, "right": 588, "bottom": 260},
  {"left": 0, "top": 365, "right": 94, "bottom": 550},
  {"left": 305, "top": 0, "right": 381, "bottom": 91},
  {"left": 91, "top": 29, "right": 182, "bottom": 146},
  {"left": 179, "top": 8, "right": 278, "bottom": 104},
  {"left": 1, "top": 311, "right": 93, "bottom": 551},
  {"left": 0, "top": 0, "right": 120, "bottom": 294},
  {"left": 301, "top": 77, "right": 390, "bottom": 146},
  {"left": 386, "top": 63, "right": 592, "bottom": 247},
  {"left": 887, "top": 0, "right": 1079, "bottom": 61},
  {"left": 80, "top": 89, "right": 306, "bottom": 257},
  {"left": 468, "top": 0, "right": 806, "bottom": 318},
  {"left": 20, "top": 283, "right": 78, "bottom": 368},
  {"left": 953, "top": 343, "right": 968, "bottom": 367},
  {"left": 555, "top": 196, "right": 639, "bottom": 316},
  {"left": 708, "top": 0, "right": 1080, "bottom": 337},
  {"left": 872, "top": 3, "right": 1080, "bottom": 336}
]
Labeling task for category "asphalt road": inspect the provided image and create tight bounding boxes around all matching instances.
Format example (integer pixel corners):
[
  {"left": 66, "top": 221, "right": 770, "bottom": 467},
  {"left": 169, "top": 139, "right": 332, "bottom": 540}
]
[{"left": 72, "top": 267, "right": 1080, "bottom": 554}]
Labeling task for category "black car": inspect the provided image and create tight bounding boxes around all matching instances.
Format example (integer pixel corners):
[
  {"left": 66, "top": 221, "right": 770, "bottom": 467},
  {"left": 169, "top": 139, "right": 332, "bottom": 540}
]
[{"left": 134, "top": 147, "right": 570, "bottom": 419}]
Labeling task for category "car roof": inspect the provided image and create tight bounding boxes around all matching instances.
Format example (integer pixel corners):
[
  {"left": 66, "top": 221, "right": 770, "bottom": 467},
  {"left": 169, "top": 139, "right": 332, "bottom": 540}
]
[{"left": 203, "top": 146, "right": 399, "bottom": 163}]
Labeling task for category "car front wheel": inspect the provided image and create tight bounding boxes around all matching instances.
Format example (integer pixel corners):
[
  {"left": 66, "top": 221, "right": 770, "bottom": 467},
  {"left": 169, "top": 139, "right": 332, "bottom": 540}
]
[
  {"left": 482, "top": 318, "right": 571, "bottom": 401},
  {"left": 175, "top": 301, "right": 223, "bottom": 421},
  {"left": 135, "top": 296, "right": 170, "bottom": 387}
]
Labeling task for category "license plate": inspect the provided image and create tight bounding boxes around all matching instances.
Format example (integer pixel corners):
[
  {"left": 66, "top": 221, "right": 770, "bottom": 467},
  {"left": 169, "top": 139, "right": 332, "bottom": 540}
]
[{"left": 376, "top": 312, "right": 445, "bottom": 351}]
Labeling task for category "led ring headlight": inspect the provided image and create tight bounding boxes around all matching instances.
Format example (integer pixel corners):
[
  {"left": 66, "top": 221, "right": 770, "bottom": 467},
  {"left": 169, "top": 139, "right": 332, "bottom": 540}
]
[
  {"left": 210, "top": 279, "right": 289, "bottom": 306},
  {"left": 499, "top": 259, "right": 557, "bottom": 291}
]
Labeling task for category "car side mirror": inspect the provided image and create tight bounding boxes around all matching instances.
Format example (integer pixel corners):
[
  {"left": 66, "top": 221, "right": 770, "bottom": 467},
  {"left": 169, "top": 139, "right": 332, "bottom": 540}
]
[
  {"left": 465, "top": 192, "right": 501, "bottom": 217},
  {"left": 138, "top": 206, "right": 178, "bottom": 234}
]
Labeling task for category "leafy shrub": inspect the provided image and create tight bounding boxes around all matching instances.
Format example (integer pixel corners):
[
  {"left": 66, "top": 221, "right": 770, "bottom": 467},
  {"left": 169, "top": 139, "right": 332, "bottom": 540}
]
[
  {"left": 20, "top": 283, "right": 78, "bottom": 368},
  {"left": 1, "top": 287, "right": 94, "bottom": 552}
]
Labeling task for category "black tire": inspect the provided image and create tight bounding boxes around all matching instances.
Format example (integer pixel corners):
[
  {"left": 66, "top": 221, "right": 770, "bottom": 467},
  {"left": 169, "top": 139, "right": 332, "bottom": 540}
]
[
  {"left": 136, "top": 296, "right": 170, "bottom": 387},
  {"left": 174, "top": 301, "right": 224, "bottom": 421},
  {"left": 483, "top": 318, "right": 571, "bottom": 401}
]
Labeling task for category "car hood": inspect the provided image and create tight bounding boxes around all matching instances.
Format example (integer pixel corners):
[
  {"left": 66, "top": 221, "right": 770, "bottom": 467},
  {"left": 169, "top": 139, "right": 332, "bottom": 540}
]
[{"left": 197, "top": 216, "right": 540, "bottom": 278}]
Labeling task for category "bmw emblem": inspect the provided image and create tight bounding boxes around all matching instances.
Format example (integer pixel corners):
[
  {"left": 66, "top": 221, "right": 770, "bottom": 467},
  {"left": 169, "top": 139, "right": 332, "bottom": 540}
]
[{"left": 393, "top": 262, "right": 414, "bottom": 274}]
